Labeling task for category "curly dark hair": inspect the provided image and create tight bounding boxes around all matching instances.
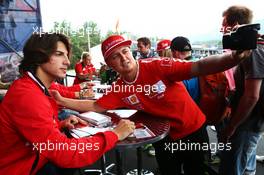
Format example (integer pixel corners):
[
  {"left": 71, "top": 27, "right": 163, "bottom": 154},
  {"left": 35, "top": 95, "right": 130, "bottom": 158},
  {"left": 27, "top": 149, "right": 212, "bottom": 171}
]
[
  {"left": 19, "top": 33, "right": 71, "bottom": 74},
  {"left": 223, "top": 5, "right": 253, "bottom": 26}
]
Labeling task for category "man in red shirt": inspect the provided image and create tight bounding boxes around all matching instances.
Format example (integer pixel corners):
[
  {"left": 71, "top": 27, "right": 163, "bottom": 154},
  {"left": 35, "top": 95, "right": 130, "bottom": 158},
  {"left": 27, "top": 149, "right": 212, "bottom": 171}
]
[
  {"left": 54, "top": 35, "right": 250, "bottom": 175},
  {"left": 0, "top": 33, "right": 135, "bottom": 175},
  {"left": 73, "top": 52, "right": 97, "bottom": 84}
]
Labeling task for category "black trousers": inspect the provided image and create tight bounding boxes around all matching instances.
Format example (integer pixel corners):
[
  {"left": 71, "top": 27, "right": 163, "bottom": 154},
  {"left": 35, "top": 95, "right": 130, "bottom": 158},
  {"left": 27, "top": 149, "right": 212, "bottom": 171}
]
[
  {"left": 153, "top": 124, "right": 208, "bottom": 175},
  {"left": 36, "top": 162, "right": 78, "bottom": 175}
]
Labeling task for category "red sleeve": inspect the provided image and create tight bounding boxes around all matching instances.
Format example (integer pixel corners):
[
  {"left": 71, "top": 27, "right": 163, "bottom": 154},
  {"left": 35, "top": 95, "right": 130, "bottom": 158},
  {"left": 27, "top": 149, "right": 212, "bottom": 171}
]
[
  {"left": 53, "top": 82, "right": 81, "bottom": 92},
  {"left": 91, "top": 67, "right": 96, "bottom": 73},
  {"left": 149, "top": 58, "right": 193, "bottom": 82},
  {"left": 75, "top": 63, "right": 84, "bottom": 75},
  {"left": 87, "top": 65, "right": 96, "bottom": 75},
  {"left": 54, "top": 83, "right": 81, "bottom": 92},
  {"left": 60, "top": 90, "right": 76, "bottom": 98},
  {"left": 12, "top": 90, "right": 118, "bottom": 168},
  {"left": 50, "top": 83, "right": 76, "bottom": 98},
  {"left": 64, "top": 84, "right": 81, "bottom": 91}
]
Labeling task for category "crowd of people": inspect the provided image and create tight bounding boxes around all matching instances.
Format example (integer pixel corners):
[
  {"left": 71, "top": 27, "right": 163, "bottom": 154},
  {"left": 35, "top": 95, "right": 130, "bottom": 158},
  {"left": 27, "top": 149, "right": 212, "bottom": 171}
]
[{"left": 0, "top": 4, "right": 263, "bottom": 175}]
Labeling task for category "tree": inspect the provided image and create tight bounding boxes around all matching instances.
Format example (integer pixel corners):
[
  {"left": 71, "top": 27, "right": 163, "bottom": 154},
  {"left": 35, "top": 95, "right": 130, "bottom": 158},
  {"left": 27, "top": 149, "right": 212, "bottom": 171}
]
[
  {"left": 50, "top": 21, "right": 101, "bottom": 69},
  {"left": 83, "top": 21, "right": 101, "bottom": 48}
]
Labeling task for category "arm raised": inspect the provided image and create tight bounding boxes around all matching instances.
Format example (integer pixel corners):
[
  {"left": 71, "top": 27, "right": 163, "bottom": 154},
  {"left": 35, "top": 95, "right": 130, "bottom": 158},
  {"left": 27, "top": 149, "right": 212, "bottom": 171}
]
[{"left": 190, "top": 50, "right": 251, "bottom": 77}]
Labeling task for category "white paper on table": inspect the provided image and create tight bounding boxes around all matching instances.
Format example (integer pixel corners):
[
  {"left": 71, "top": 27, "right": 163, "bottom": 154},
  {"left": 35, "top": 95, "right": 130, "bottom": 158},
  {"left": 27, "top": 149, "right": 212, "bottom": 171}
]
[
  {"left": 78, "top": 111, "right": 111, "bottom": 125},
  {"left": 70, "top": 126, "right": 110, "bottom": 138},
  {"left": 133, "top": 127, "right": 155, "bottom": 139},
  {"left": 107, "top": 109, "right": 137, "bottom": 118}
]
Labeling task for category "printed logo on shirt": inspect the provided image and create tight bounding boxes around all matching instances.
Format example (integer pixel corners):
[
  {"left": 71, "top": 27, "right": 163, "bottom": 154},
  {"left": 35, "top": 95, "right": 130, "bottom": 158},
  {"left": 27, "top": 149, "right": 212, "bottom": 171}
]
[
  {"left": 127, "top": 94, "right": 140, "bottom": 105},
  {"left": 147, "top": 80, "right": 166, "bottom": 98},
  {"left": 154, "top": 80, "right": 166, "bottom": 93},
  {"left": 160, "top": 57, "right": 173, "bottom": 67},
  {"left": 122, "top": 94, "right": 144, "bottom": 109}
]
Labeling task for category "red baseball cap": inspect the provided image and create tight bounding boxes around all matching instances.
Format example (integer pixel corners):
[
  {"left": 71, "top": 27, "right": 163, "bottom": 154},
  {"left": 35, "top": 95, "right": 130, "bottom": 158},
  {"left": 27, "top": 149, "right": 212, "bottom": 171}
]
[
  {"left": 156, "top": 39, "right": 171, "bottom": 51},
  {"left": 101, "top": 35, "right": 132, "bottom": 60}
]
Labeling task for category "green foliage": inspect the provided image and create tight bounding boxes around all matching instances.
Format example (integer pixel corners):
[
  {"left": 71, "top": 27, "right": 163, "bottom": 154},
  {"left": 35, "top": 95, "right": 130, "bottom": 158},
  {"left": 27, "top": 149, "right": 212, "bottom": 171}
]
[{"left": 51, "top": 21, "right": 102, "bottom": 69}]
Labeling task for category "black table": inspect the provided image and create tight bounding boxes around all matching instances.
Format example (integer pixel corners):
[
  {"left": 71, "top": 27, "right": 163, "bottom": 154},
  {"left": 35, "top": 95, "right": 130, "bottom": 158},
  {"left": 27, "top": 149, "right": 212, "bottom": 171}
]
[{"left": 108, "top": 111, "right": 170, "bottom": 175}]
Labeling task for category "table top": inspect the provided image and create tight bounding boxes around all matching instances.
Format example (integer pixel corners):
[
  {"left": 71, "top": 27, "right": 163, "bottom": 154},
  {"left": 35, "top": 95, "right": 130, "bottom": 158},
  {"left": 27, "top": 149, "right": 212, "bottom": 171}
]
[{"left": 108, "top": 111, "right": 170, "bottom": 149}]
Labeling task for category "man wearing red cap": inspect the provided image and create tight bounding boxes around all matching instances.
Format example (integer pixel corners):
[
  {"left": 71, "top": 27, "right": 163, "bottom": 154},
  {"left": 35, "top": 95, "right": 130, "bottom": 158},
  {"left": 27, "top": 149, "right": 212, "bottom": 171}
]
[{"left": 54, "top": 34, "right": 251, "bottom": 175}]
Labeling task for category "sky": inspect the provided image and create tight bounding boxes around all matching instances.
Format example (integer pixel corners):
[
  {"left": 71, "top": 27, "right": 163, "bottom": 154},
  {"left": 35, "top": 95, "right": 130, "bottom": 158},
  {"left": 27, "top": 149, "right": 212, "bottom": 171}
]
[{"left": 40, "top": 0, "right": 263, "bottom": 42}]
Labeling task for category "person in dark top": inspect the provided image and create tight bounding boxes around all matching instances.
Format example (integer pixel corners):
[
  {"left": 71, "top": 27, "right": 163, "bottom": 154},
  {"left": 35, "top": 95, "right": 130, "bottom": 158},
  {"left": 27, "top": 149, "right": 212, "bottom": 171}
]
[
  {"left": 171, "top": 36, "right": 200, "bottom": 103},
  {"left": 135, "top": 37, "right": 159, "bottom": 59},
  {"left": 219, "top": 5, "right": 264, "bottom": 175}
]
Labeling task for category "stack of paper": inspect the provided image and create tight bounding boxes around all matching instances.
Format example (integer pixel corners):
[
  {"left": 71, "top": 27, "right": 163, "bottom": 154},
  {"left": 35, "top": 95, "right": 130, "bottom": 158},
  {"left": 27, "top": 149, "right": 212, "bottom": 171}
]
[
  {"left": 78, "top": 111, "right": 111, "bottom": 127},
  {"left": 70, "top": 126, "right": 110, "bottom": 138}
]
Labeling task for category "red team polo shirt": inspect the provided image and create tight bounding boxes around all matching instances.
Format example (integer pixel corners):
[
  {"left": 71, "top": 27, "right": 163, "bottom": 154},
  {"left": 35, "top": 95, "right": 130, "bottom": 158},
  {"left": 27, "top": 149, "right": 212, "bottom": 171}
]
[
  {"left": 73, "top": 62, "right": 96, "bottom": 84},
  {"left": 0, "top": 72, "right": 118, "bottom": 175},
  {"left": 97, "top": 58, "right": 206, "bottom": 140}
]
